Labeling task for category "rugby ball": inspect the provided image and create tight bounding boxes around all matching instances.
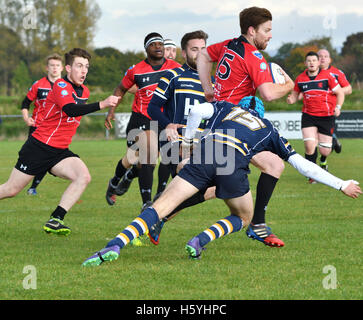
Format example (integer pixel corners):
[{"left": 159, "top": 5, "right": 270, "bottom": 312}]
[{"left": 269, "top": 62, "right": 286, "bottom": 84}]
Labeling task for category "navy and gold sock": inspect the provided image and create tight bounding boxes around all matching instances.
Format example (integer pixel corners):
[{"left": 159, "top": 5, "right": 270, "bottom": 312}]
[
  {"left": 196, "top": 215, "right": 243, "bottom": 247},
  {"left": 106, "top": 207, "right": 159, "bottom": 249}
]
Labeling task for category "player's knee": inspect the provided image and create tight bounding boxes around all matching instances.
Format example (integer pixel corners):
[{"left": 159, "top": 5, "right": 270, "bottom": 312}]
[
  {"left": 76, "top": 171, "right": 91, "bottom": 186},
  {"left": 6, "top": 185, "right": 21, "bottom": 198},
  {"left": 263, "top": 158, "right": 285, "bottom": 177}
]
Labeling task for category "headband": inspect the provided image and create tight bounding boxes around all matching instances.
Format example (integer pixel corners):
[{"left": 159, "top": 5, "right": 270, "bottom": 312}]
[
  {"left": 164, "top": 40, "right": 176, "bottom": 48},
  {"left": 144, "top": 36, "right": 164, "bottom": 49}
]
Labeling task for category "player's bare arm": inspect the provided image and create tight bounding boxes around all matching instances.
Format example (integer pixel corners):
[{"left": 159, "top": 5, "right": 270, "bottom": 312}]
[
  {"left": 332, "top": 86, "right": 345, "bottom": 117},
  {"left": 104, "top": 83, "right": 128, "bottom": 129},
  {"left": 286, "top": 90, "right": 299, "bottom": 105},
  {"left": 196, "top": 48, "right": 214, "bottom": 102},
  {"left": 258, "top": 70, "right": 294, "bottom": 101}
]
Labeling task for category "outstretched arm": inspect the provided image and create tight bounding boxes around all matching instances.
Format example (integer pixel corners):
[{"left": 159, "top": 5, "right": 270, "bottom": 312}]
[{"left": 287, "top": 153, "right": 362, "bottom": 198}]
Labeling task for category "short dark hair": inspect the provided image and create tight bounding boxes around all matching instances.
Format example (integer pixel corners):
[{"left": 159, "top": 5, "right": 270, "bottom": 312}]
[
  {"left": 239, "top": 7, "right": 272, "bottom": 34},
  {"left": 305, "top": 51, "right": 319, "bottom": 60},
  {"left": 180, "top": 30, "right": 209, "bottom": 50},
  {"left": 144, "top": 32, "right": 163, "bottom": 47},
  {"left": 65, "top": 48, "right": 91, "bottom": 66}
]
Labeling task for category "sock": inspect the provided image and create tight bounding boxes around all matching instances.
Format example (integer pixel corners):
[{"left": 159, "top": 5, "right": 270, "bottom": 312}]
[
  {"left": 252, "top": 173, "right": 279, "bottom": 225},
  {"left": 51, "top": 206, "right": 67, "bottom": 221},
  {"left": 106, "top": 207, "right": 159, "bottom": 248},
  {"left": 320, "top": 155, "right": 327, "bottom": 164},
  {"left": 305, "top": 147, "right": 318, "bottom": 164},
  {"left": 196, "top": 215, "right": 243, "bottom": 247},
  {"left": 126, "top": 165, "right": 139, "bottom": 180},
  {"left": 30, "top": 171, "right": 47, "bottom": 189},
  {"left": 138, "top": 164, "right": 154, "bottom": 204},
  {"left": 157, "top": 163, "right": 171, "bottom": 194},
  {"left": 111, "top": 159, "right": 128, "bottom": 185},
  {"left": 166, "top": 191, "right": 205, "bottom": 219}
]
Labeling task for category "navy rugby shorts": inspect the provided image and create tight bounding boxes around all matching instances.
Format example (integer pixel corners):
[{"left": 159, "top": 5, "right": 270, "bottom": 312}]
[{"left": 178, "top": 142, "right": 250, "bottom": 199}]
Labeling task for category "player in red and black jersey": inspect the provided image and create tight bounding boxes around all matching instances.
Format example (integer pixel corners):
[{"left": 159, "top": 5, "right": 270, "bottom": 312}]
[
  {"left": 287, "top": 51, "right": 344, "bottom": 177},
  {"left": 20, "top": 53, "right": 63, "bottom": 195},
  {"left": 196, "top": 7, "right": 294, "bottom": 247},
  {"left": 318, "top": 49, "right": 352, "bottom": 154},
  {"left": 104, "top": 33, "right": 180, "bottom": 212},
  {"left": 0, "top": 48, "right": 119, "bottom": 235}
]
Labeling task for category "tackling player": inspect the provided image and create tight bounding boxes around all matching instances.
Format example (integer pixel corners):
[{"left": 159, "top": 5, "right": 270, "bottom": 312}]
[
  {"left": 318, "top": 49, "right": 352, "bottom": 154},
  {"left": 147, "top": 30, "right": 213, "bottom": 244},
  {"left": 287, "top": 51, "right": 344, "bottom": 179},
  {"left": 104, "top": 33, "right": 180, "bottom": 210},
  {"left": 0, "top": 48, "right": 119, "bottom": 235},
  {"left": 196, "top": 7, "right": 294, "bottom": 247},
  {"left": 20, "top": 53, "right": 63, "bottom": 195},
  {"left": 82, "top": 99, "right": 361, "bottom": 266}
]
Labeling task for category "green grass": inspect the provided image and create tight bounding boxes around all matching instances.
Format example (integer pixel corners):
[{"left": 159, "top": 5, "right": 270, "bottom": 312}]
[{"left": 0, "top": 139, "right": 362, "bottom": 300}]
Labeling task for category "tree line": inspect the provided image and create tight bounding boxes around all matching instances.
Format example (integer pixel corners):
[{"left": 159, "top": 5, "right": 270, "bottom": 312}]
[{"left": 1, "top": 0, "right": 362, "bottom": 96}]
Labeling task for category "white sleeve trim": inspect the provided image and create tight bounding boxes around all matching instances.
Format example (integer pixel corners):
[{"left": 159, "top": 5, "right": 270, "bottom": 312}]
[{"left": 287, "top": 154, "right": 344, "bottom": 190}]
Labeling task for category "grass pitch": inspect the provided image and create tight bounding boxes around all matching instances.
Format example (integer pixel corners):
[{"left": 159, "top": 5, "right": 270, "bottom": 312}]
[{"left": 0, "top": 139, "right": 362, "bottom": 300}]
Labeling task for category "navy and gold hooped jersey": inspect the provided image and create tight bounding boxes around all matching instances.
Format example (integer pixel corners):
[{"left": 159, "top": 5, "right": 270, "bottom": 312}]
[
  {"left": 201, "top": 101, "right": 296, "bottom": 165},
  {"left": 150, "top": 63, "right": 211, "bottom": 128}
]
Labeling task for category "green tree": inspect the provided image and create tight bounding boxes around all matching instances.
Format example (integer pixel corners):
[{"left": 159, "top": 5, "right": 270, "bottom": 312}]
[
  {"left": 11, "top": 60, "right": 32, "bottom": 94},
  {"left": 0, "top": 25, "right": 24, "bottom": 95}
]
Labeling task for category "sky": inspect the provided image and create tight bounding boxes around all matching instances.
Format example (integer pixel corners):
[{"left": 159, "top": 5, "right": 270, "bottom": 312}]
[{"left": 93, "top": 0, "right": 363, "bottom": 56}]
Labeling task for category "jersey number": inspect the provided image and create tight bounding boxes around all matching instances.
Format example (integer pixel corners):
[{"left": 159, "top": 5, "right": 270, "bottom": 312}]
[
  {"left": 216, "top": 53, "right": 235, "bottom": 80},
  {"left": 223, "top": 107, "right": 265, "bottom": 131}
]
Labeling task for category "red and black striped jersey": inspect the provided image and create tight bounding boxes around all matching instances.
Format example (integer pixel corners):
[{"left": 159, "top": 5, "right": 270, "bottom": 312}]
[
  {"left": 26, "top": 77, "right": 53, "bottom": 126},
  {"left": 32, "top": 77, "right": 89, "bottom": 149},
  {"left": 122, "top": 58, "right": 181, "bottom": 118},
  {"left": 207, "top": 35, "right": 273, "bottom": 104},
  {"left": 294, "top": 69, "right": 340, "bottom": 116}
]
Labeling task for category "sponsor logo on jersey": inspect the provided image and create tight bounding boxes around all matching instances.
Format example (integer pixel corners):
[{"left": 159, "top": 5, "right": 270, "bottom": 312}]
[
  {"left": 260, "top": 62, "right": 267, "bottom": 71},
  {"left": 252, "top": 50, "right": 263, "bottom": 59},
  {"left": 58, "top": 81, "right": 67, "bottom": 88},
  {"left": 61, "top": 90, "right": 68, "bottom": 96}
]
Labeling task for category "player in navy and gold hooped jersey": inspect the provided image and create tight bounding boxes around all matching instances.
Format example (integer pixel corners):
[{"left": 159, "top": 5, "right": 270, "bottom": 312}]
[
  {"left": 20, "top": 53, "right": 63, "bottom": 195},
  {"left": 82, "top": 99, "right": 361, "bottom": 266}
]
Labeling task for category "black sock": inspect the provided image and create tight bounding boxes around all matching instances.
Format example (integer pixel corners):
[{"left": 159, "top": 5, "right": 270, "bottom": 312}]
[
  {"left": 166, "top": 191, "right": 205, "bottom": 219},
  {"left": 112, "top": 159, "right": 128, "bottom": 185},
  {"left": 320, "top": 155, "right": 327, "bottom": 163},
  {"left": 138, "top": 164, "right": 155, "bottom": 204},
  {"left": 30, "top": 171, "right": 47, "bottom": 189},
  {"left": 305, "top": 147, "right": 318, "bottom": 164},
  {"left": 126, "top": 165, "right": 139, "bottom": 180},
  {"left": 252, "top": 173, "right": 279, "bottom": 225},
  {"left": 157, "top": 163, "right": 170, "bottom": 194},
  {"left": 51, "top": 206, "right": 67, "bottom": 221}
]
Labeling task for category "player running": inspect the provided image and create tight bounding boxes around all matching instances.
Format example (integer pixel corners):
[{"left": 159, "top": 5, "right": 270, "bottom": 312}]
[
  {"left": 0, "top": 48, "right": 119, "bottom": 235},
  {"left": 318, "top": 49, "right": 353, "bottom": 154},
  {"left": 196, "top": 7, "right": 295, "bottom": 247},
  {"left": 20, "top": 53, "right": 63, "bottom": 195},
  {"left": 287, "top": 51, "right": 345, "bottom": 179},
  {"left": 82, "top": 98, "right": 361, "bottom": 266},
  {"left": 104, "top": 33, "right": 180, "bottom": 210}
]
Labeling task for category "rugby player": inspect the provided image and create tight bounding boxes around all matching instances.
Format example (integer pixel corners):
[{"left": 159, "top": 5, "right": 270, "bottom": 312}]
[
  {"left": 104, "top": 33, "right": 180, "bottom": 210},
  {"left": 163, "top": 39, "right": 177, "bottom": 60},
  {"left": 287, "top": 51, "right": 345, "bottom": 180},
  {"left": 82, "top": 99, "right": 361, "bottom": 266},
  {"left": 20, "top": 53, "right": 63, "bottom": 195},
  {"left": 0, "top": 48, "right": 119, "bottom": 235},
  {"left": 196, "top": 7, "right": 295, "bottom": 247},
  {"left": 147, "top": 30, "right": 213, "bottom": 244},
  {"left": 318, "top": 49, "right": 352, "bottom": 154}
]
